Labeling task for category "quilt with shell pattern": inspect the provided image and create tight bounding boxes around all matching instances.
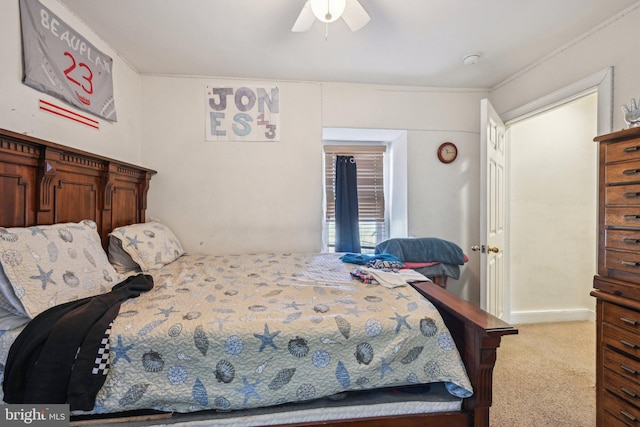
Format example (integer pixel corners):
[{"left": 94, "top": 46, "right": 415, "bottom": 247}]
[{"left": 90, "top": 252, "right": 472, "bottom": 414}]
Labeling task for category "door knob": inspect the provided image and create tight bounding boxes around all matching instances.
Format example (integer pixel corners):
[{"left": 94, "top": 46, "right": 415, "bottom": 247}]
[
  {"left": 471, "top": 245, "right": 481, "bottom": 252},
  {"left": 487, "top": 246, "right": 500, "bottom": 253}
]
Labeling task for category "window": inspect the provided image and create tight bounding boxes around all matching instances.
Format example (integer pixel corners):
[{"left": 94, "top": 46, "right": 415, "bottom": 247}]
[{"left": 324, "top": 145, "right": 387, "bottom": 251}]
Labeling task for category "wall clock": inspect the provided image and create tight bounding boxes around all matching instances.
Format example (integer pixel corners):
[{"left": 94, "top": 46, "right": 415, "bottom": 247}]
[{"left": 437, "top": 142, "right": 458, "bottom": 164}]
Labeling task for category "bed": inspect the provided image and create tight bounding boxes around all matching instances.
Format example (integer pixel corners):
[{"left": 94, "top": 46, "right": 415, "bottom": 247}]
[{"left": 0, "top": 128, "right": 517, "bottom": 427}]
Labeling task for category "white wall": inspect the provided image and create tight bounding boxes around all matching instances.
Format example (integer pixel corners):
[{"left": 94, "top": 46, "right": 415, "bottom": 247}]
[
  {"left": 509, "top": 94, "right": 598, "bottom": 323},
  {"left": 0, "top": 0, "right": 143, "bottom": 163},
  {"left": 490, "top": 2, "right": 640, "bottom": 132},
  {"left": 141, "top": 76, "right": 324, "bottom": 255}
]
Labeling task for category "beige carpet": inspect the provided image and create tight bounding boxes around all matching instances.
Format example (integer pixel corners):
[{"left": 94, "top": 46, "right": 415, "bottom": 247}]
[{"left": 490, "top": 321, "right": 595, "bottom": 427}]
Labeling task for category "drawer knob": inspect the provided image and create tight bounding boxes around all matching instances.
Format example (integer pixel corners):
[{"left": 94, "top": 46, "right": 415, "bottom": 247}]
[
  {"left": 623, "top": 169, "right": 640, "bottom": 176},
  {"left": 624, "top": 146, "right": 640, "bottom": 153},
  {"left": 626, "top": 192, "right": 640, "bottom": 199},
  {"left": 623, "top": 215, "right": 640, "bottom": 221},
  {"left": 621, "top": 339, "right": 639, "bottom": 349},
  {"left": 621, "top": 364, "right": 639, "bottom": 375},
  {"left": 622, "top": 386, "right": 638, "bottom": 398},
  {"left": 621, "top": 316, "right": 640, "bottom": 326},
  {"left": 623, "top": 238, "right": 640, "bottom": 245},
  {"left": 621, "top": 261, "right": 640, "bottom": 268},
  {"left": 621, "top": 410, "right": 638, "bottom": 421}
]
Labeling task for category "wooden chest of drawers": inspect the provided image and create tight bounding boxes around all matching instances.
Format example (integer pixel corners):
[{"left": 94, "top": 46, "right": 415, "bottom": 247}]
[
  {"left": 598, "top": 128, "right": 640, "bottom": 289},
  {"left": 595, "top": 296, "right": 640, "bottom": 425},
  {"left": 594, "top": 127, "right": 640, "bottom": 426}
]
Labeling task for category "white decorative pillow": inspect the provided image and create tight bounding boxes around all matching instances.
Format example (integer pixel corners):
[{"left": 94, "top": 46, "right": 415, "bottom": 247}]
[
  {"left": 0, "top": 220, "right": 121, "bottom": 318},
  {"left": 109, "top": 221, "right": 184, "bottom": 271}
]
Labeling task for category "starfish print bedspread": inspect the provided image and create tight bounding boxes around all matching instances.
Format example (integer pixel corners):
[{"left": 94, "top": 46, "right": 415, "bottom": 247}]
[{"left": 92, "top": 252, "right": 472, "bottom": 414}]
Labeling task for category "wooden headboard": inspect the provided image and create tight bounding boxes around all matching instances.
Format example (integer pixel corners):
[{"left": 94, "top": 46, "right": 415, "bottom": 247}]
[{"left": 0, "top": 128, "right": 156, "bottom": 247}]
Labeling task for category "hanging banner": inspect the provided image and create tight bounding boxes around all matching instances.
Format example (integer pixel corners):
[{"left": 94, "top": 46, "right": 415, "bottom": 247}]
[
  {"left": 205, "top": 86, "right": 279, "bottom": 141},
  {"left": 19, "top": 0, "right": 117, "bottom": 122}
]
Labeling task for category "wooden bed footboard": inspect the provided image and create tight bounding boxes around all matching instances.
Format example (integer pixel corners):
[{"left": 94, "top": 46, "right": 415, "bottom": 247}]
[{"left": 411, "top": 281, "right": 518, "bottom": 427}]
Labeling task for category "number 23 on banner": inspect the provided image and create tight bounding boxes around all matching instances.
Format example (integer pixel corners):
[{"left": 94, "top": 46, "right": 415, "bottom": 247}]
[{"left": 63, "top": 51, "right": 93, "bottom": 103}]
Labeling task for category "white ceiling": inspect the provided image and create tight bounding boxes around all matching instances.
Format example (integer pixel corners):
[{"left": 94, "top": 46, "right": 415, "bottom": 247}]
[{"left": 57, "top": 0, "right": 639, "bottom": 88}]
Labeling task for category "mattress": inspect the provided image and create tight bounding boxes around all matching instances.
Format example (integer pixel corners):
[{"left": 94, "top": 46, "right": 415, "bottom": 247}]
[{"left": 79, "top": 383, "right": 461, "bottom": 426}]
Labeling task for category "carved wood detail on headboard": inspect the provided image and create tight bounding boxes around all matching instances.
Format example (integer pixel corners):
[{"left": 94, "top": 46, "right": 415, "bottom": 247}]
[{"left": 0, "top": 128, "right": 156, "bottom": 247}]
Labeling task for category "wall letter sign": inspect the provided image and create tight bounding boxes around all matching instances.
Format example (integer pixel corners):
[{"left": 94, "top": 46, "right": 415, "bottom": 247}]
[{"left": 205, "top": 86, "right": 280, "bottom": 141}]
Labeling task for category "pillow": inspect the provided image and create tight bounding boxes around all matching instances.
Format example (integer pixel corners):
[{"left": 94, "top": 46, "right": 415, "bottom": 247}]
[
  {"left": 0, "top": 263, "right": 27, "bottom": 316},
  {"left": 0, "top": 220, "right": 121, "bottom": 318},
  {"left": 0, "top": 306, "right": 29, "bottom": 331},
  {"left": 108, "top": 221, "right": 184, "bottom": 271},
  {"left": 375, "top": 237, "right": 466, "bottom": 265},
  {"left": 107, "top": 235, "right": 142, "bottom": 274},
  {"left": 412, "top": 263, "right": 461, "bottom": 280}
]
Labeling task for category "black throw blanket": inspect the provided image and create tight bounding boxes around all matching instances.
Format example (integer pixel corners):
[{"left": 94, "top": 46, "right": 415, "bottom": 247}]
[{"left": 3, "top": 273, "right": 154, "bottom": 410}]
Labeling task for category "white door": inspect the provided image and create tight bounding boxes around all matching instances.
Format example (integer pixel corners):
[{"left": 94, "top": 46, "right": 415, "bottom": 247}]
[{"left": 477, "top": 99, "right": 506, "bottom": 318}]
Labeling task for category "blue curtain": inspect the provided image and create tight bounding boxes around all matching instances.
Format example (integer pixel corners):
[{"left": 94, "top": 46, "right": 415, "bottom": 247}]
[{"left": 335, "top": 155, "right": 361, "bottom": 253}]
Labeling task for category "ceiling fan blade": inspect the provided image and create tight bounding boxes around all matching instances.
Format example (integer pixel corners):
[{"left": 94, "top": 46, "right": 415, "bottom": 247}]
[
  {"left": 342, "top": 0, "right": 370, "bottom": 31},
  {"left": 291, "top": 1, "right": 315, "bottom": 32}
]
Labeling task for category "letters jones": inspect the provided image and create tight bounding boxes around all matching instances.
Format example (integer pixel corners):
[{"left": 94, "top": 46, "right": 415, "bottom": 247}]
[{"left": 208, "top": 87, "right": 279, "bottom": 139}]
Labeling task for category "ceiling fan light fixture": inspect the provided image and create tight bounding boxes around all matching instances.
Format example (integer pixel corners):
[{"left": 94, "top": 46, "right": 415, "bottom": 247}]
[
  {"left": 310, "top": 0, "right": 346, "bottom": 23},
  {"left": 291, "top": 0, "right": 370, "bottom": 33}
]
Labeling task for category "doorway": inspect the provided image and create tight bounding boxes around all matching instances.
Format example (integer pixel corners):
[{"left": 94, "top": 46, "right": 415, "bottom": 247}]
[
  {"left": 507, "top": 93, "right": 598, "bottom": 324},
  {"left": 491, "top": 67, "right": 612, "bottom": 323}
]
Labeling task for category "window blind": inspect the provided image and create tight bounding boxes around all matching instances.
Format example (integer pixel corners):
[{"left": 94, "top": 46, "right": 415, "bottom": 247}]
[{"left": 324, "top": 145, "right": 386, "bottom": 249}]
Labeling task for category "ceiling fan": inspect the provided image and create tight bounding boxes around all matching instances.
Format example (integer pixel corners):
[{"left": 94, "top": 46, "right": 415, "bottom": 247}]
[{"left": 292, "top": 0, "right": 371, "bottom": 32}]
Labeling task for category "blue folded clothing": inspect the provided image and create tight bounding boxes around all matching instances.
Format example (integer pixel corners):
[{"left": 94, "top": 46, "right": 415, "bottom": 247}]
[
  {"left": 339, "top": 253, "right": 402, "bottom": 265},
  {"left": 374, "top": 238, "right": 465, "bottom": 265}
]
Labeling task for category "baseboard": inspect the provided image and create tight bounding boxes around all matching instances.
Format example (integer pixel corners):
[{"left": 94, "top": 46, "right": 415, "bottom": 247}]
[{"left": 509, "top": 308, "right": 595, "bottom": 324}]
